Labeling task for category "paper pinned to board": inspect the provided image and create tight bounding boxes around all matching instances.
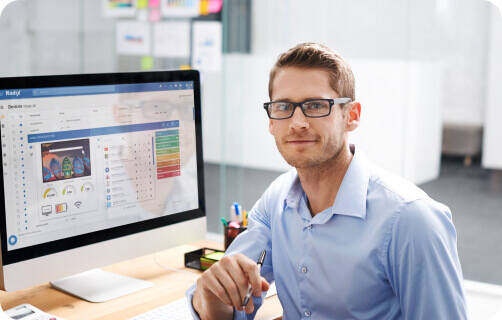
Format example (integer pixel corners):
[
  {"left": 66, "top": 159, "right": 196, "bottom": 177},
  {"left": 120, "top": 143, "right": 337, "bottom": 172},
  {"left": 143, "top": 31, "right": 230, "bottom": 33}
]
[
  {"left": 102, "top": 0, "right": 136, "bottom": 17},
  {"left": 116, "top": 21, "right": 151, "bottom": 56},
  {"left": 149, "top": 7, "right": 161, "bottom": 22},
  {"left": 192, "top": 21, "right": 222, "bottom": 72},
  {"left": 153, "top": 21, "right": 191, "bottom": 58},
  {"left": 161, "top": 0, "right": 200, "bottom": 17}
]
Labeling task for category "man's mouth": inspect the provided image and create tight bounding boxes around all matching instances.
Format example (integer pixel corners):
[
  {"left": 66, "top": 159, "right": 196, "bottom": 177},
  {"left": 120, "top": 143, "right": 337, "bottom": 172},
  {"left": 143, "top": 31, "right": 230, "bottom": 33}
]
[{"left": 286, "top": 139, "right": 317, "bottom": 145}]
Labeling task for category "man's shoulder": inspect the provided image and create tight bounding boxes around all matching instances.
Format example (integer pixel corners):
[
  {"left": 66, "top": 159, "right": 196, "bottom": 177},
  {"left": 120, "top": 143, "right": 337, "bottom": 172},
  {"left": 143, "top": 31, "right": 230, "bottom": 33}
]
[
  {"left": 368, "top": 165, "right": 429, "bottom": 204},
  {"left": 368, "top": 166, "right": 453, "bottom": 243}
]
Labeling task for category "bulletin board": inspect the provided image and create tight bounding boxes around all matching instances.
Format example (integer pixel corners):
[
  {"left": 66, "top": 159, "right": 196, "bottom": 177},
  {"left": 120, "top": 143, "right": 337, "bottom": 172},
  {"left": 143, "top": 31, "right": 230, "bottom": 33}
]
[{"left": 104, "top": 0, "right": 224, "bottom": 72}]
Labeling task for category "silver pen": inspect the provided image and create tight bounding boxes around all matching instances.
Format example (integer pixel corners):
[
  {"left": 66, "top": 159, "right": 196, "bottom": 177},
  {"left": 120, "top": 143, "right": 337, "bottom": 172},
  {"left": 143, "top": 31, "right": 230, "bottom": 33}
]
[{"left": 243, "top": 250, "right": 266, "bottom": 307}]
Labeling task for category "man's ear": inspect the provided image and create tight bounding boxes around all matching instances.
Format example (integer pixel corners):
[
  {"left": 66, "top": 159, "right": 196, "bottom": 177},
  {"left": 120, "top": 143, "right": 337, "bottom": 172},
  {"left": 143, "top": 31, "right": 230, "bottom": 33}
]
[
  {"left": 269, "top": 119, "right": 275, "bottom": 135},
  {"left": 346, "top": 102, "right": 361, "bottom": 132}
]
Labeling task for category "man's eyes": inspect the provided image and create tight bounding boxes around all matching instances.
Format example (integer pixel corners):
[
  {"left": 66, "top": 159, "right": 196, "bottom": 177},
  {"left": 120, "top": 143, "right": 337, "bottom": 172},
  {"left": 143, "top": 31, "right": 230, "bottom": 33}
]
[
  {"left": 304, "top": 101, "right": 328, "bottom": 109},
  {"left": 274, "top": 103, "right": 292, "bottom": 110}
]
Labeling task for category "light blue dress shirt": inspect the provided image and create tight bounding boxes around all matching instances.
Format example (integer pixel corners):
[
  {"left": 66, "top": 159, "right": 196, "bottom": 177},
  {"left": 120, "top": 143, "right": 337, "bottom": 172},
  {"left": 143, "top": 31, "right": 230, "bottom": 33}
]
[{"left": 186, "top": 147, "right": 467, "bottom": 319}]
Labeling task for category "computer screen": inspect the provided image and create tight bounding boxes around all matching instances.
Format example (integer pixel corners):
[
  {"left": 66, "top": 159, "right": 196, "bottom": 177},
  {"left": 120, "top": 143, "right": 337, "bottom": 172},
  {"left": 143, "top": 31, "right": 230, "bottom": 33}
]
[{"left": 0, "top": 71, "right": 206, "bottom": 291}]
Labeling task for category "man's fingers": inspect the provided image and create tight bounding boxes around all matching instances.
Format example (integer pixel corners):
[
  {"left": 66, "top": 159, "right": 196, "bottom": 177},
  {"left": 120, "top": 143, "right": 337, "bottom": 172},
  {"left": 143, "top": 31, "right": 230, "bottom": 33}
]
[
  {"left": 235, "top": 254, "right": 263, "bottom": 297},
  {"left": 197, "top": 254, "right": 266, "bottom": 313},
  {"left": 212, "top": 266, "right": 246, "bottom": 311},
  {"left": 223, "top": 256, "right": 254, "bottom": 302},
  {"left": 243, "top": 278, "right": 270, "bottom": 314},
  {"left": 202, "top": 274, "right": 233, "bottom": 306},
  {"left": 244, "top": 296, "right": 255, "bottom": 314}
]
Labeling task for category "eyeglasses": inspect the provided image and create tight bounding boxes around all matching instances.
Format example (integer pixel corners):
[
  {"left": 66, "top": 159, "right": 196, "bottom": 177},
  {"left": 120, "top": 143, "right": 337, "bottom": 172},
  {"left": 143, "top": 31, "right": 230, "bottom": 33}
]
[{"left": 263, "top": 98, "right": 352, "bottom": 120}]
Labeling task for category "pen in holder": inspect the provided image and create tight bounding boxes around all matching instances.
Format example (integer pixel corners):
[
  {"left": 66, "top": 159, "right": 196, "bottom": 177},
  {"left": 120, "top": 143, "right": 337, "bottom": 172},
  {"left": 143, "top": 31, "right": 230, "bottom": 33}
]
[{"left": 223, "top": 224, "right": 247, "bottom": 250}]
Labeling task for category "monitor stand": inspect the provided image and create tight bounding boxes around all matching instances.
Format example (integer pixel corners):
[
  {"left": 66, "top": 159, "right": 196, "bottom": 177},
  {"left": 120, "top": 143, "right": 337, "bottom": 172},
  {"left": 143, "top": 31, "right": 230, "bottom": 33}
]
[{"left": 50, "top": 269, "right": 153, "bottom": 303}]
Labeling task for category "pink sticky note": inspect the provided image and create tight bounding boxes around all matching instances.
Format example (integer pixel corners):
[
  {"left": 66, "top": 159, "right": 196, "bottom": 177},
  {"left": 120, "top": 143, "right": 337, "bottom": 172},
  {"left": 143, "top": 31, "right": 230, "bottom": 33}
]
[
  {"left": 149, "top": 0, "right": 160, "bottom": 8},
  {"left": 149, "top": 7, "right": 161, "bottom": 22},
  {"left": 208, "top": 0, "right": 223, "bottom": 13}
]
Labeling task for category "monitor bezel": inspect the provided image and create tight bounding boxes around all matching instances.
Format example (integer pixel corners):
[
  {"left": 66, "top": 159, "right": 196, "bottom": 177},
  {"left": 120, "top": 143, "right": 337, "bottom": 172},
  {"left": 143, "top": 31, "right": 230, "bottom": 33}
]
[{"left": 0, "top": 70, "right": 205, "bottom": 266}]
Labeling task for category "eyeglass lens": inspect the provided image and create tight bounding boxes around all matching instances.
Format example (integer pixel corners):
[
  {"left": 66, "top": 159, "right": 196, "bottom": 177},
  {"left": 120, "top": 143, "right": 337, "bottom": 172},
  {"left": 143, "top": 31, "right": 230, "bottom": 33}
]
[{"left": 268, "top": 100, "right": 331, "bottom": 119}]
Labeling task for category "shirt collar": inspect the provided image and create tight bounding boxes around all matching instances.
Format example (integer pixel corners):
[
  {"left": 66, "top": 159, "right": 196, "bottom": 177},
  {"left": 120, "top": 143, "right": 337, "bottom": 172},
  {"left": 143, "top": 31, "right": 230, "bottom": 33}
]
[
  {"left": 284, "top": 144, "right": 371, "bottom": 220},
  {"left": 285, "top": 174, "right": 304, "bottom": 209},
  {"left": 331, "top": 145, "right": 370, "bottom": 219}
]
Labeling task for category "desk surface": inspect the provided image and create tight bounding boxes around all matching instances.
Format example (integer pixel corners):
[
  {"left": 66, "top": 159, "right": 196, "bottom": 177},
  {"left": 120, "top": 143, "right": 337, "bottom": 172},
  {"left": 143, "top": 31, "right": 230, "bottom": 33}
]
[{"left": 0, "top": 240, "right": 283, "bottom": 320}]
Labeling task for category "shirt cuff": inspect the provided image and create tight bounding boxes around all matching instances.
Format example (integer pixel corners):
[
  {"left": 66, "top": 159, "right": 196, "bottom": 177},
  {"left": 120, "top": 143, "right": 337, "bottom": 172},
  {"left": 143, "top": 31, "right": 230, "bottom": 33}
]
[
  {"left": 185, "top": 283, "right": 265, "bottom": 320},
  {"left": 185, "top": 283, "right": 202, "bottom": 320},
  {"left": 233, "top": 294, "right": 264, "bottom": 320}
]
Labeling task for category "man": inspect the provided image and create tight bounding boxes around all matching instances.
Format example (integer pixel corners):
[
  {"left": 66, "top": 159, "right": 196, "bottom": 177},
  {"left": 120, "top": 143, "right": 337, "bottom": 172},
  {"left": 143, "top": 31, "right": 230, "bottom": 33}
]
[{"left": 186, "top": 43, "right": 467, "bottom": 319}]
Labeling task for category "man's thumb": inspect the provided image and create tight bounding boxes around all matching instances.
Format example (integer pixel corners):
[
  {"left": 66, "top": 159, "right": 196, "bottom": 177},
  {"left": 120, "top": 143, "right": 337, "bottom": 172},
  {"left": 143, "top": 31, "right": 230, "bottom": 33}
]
[{"left": 261, "top": 277, "right": 270, "bottom": 292}]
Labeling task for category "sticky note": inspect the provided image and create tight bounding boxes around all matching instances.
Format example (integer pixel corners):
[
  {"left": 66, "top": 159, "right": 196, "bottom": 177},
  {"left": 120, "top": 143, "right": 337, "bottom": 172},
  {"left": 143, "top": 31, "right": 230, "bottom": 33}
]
[
  {"left": 208, "top": 0, "right": 222, "bottom": 13},
  {"left": 200, "top": 0, "right": 209, "bottom": 15},
  {"left": 149, "top": 0, "right": 160, "bottom": 7},
  {"left": 149, "top": 7, "right": 161, "bottom": 22},
  {"left": 141, "top": 56, "right": 154, "bottom": 70},
  {"left": 137, "top": 0, "right": 148, "bottom": 9},
  {"left": 204, "top": 251, "right": 225, "bottom": 261}
]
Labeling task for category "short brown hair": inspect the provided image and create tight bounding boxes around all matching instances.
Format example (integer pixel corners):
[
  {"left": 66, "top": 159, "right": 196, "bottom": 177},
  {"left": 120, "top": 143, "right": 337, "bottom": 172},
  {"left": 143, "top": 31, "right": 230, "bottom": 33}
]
[{"left": 268, "top": 43, "right": 355, "bottom": 101}]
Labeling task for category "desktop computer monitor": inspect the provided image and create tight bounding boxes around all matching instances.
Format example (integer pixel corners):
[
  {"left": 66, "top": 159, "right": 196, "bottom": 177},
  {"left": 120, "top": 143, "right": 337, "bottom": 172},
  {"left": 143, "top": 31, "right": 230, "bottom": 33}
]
[{"left": 0, "top": 70, "right": 206, "bottom": 301}]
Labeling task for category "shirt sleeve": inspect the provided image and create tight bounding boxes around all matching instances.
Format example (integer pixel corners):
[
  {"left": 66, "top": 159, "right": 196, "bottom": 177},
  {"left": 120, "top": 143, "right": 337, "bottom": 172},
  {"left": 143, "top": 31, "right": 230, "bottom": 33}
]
[
  {"left": 384, "top": 199, "right": 468, "bottom": 319},
  {"left": 185, "top": 187, "right": 275, "bottom": 320}
]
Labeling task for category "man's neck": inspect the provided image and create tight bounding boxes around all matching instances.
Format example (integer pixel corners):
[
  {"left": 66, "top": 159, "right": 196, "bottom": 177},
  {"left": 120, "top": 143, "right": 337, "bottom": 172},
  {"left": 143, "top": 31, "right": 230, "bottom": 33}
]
[{"left": 297, "top": 144, "right": 353, "bottom": 217}]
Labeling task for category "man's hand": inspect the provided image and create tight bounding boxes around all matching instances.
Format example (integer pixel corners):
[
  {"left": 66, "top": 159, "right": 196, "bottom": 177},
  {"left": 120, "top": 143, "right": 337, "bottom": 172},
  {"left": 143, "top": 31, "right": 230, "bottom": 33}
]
[{"left": 193, "top": 253, "right": 270, "bottom": 320}]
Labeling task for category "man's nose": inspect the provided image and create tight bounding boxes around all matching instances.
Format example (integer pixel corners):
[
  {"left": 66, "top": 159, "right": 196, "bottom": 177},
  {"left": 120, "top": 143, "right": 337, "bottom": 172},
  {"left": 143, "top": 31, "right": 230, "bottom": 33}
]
[{"left": 289, "top": 106, "right": 309, "bottom": 130}]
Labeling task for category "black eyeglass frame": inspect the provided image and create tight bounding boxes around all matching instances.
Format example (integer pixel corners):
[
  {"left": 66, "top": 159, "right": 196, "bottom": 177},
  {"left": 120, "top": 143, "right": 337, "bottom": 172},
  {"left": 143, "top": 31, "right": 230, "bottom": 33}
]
[{"left": 263, "top": 98, "right": 352, "bottom": 120}]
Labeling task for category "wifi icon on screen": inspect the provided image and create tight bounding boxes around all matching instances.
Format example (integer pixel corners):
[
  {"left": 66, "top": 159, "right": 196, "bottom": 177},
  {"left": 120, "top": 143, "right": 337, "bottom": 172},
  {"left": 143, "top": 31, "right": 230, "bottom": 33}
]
[{"left": 74, "top": 201, "right": 82, "bottom": 209}]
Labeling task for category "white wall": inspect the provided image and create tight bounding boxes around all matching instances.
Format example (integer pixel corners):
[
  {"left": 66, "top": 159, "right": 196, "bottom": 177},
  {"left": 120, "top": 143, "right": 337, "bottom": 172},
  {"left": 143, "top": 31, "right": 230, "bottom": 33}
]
[
  {"left": 437, "top": 0, "right": 491, "bottom": 126},
  {"left": 207, "top": 56, "right": 442, "bottom": 185},
  {"left": 482, "top": 4, "right": 502, "bottom": 169},
  {"left": 207, "top": 0, "right": 445, "bottom": 184},
  {"left": 351, "top": 61, "right": 443, "bottom": 185},
  {"left": 0, "top": 1, "right": 31, "bottom": 76}
]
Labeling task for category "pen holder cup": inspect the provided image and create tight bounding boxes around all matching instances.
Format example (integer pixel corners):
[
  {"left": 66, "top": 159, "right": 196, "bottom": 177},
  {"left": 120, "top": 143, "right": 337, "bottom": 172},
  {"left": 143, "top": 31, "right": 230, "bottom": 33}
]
[{"left": 224, "top": 225, "right": 247, "bottom": 250}]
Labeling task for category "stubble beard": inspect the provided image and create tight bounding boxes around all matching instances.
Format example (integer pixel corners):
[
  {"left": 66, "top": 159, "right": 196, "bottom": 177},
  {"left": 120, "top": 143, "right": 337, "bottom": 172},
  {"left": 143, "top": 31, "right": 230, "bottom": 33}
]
[{"left": 275, "top": 135, "right": 344, "bottom": 170}]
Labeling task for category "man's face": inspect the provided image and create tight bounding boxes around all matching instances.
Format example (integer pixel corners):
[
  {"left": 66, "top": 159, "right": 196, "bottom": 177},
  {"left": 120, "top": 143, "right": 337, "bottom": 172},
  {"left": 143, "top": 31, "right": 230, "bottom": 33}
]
[{"left": 269, "top": 67, "right": 350, "bottom": 169}]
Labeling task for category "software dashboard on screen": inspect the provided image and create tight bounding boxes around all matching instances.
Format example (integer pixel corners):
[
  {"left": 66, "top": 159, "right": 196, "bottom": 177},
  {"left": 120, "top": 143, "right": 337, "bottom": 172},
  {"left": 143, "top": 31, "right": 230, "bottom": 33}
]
[{"left": 1, "top": 79, "right": 199, "bottom": 252}]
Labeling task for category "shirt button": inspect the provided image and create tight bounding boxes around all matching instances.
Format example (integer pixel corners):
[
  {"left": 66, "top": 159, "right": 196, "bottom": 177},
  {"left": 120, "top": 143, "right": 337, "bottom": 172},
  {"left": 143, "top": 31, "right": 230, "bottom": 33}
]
[
  {"left": 307, "top": 225, "right": 312, "bottom": 229},
  {"left": 301, "top": 267, "right": 307, "bottom": 273},
  {"left": 305, "top": 310, "right": 311, "bottom": 317}
]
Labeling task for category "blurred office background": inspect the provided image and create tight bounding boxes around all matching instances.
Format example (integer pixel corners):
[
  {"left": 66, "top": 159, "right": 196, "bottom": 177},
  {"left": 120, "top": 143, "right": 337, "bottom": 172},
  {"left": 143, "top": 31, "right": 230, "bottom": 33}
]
[{"left": 0, "top": 0, "right": 501, "bottom": 287}]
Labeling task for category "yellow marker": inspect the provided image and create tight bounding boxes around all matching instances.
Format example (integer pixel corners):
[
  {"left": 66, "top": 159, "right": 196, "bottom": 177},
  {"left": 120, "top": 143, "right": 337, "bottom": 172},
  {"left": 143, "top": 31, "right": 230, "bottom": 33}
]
[{"left": 242, "top": 210, "right": 247, "bottom": 227}]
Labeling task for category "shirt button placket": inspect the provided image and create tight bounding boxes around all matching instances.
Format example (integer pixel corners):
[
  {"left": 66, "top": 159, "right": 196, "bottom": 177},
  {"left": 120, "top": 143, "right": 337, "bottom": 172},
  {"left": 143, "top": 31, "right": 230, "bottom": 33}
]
[{"left": 299, "top": 215, "right": 312, "bottom": 317}]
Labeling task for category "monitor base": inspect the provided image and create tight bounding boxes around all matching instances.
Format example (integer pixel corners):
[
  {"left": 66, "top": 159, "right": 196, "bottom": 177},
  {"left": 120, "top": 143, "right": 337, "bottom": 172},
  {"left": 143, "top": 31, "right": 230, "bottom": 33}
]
[{"left": 50, "top": 268, "right": 153, "bottom": 303}]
